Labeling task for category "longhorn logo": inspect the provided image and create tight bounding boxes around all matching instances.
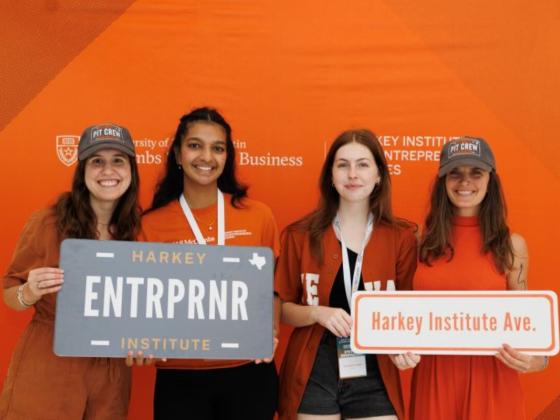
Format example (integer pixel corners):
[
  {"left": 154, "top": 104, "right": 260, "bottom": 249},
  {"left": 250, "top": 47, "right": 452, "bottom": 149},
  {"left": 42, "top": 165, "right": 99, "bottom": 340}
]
[{"left": 56, "top": 135, "right": 79, "bottom": 166}]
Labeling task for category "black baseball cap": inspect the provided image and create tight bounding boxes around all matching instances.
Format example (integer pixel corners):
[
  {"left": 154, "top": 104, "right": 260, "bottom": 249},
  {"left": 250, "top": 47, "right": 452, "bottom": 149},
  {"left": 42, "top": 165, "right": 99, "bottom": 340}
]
[
  {"left": 78, "top": 123, "right": 135, "bottom": 161},
  {"left": 438, "top": 136, "right": 496, "bottom": 177}
]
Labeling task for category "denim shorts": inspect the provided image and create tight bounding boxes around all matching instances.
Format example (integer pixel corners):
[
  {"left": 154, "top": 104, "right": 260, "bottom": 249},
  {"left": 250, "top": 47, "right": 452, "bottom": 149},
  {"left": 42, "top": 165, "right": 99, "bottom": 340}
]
[{"left": 298, "top": 332, "right": 396, "bottom": 418}]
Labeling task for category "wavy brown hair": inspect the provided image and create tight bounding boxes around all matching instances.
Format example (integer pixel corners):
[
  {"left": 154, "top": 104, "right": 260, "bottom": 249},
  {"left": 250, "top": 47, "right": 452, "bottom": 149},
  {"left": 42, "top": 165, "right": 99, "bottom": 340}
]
[
  {"left": 419, "top": 172, "right": 514, "bottom": 273},
  {"left": 290, "top": 129, "right": 409, "bottom": 264},
  {"left": 54, "top": 155, "right": 141, "bottom": 240}
]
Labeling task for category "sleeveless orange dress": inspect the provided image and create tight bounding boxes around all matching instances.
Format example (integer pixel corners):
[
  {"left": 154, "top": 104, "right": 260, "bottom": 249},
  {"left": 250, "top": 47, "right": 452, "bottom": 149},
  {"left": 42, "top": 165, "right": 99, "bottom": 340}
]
[{"left": 410, "top": 216, "right": 525, "bottom": 420}]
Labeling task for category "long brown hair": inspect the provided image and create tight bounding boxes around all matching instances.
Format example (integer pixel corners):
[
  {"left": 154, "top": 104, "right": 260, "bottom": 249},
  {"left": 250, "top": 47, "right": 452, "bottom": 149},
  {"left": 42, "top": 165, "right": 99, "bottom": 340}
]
[
  {"left": 54, "top": 155, "right": 141, "bottom": 240},
  {"left": 419, "top": 172, "right": 514, "bottom": 272},
  {"left": 290, "top": 129, "right": 402, "bottom": 264},
  {"left": 147, "top": 107, "right": 247, "bottom": 213}
]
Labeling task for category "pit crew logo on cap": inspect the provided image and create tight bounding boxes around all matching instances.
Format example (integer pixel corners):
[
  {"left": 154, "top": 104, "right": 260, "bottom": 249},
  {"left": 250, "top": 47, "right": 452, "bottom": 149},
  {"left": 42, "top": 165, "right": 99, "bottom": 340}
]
[
  {"left": 56, "top": 135, "right": 79, "bottom": 166},
  {"left": 447, "top": 138, "right": 482, "bottom": 159},
  {"left": 90, "top": 125, "right": 124, "bottom": 142}
]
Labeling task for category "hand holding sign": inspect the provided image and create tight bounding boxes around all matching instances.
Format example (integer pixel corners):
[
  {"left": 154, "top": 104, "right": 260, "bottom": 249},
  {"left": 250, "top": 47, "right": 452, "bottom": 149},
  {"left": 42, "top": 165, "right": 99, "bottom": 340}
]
[
  {"left": 254, "top": 337, "right": 278, "bottom": 364},
  {"left": 496, "top": 344, "right": 548, "bottom": 373},
  {"left": 312, "top": 306, "right": 353, "bottom": 337},
  {"left": 26, "top": 267, "right": 64, "bottom": 302},
  {"left": 389, "top": 353, "right": 421, "bottom": 370}
]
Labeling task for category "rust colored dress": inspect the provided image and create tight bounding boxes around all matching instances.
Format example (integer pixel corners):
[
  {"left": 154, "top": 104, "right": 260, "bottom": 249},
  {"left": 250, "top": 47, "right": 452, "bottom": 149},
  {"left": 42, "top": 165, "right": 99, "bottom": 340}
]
[
  {"left": 410, "top": 216, "right": 525, "bottom": 420},
  {"left": 0, "top": 210, "right": 131, "bottom": 420}
]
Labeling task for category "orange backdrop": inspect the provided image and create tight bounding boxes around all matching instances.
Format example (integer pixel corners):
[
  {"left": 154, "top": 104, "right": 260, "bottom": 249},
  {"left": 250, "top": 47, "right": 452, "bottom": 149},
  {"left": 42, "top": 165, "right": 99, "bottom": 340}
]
[{"left": 1, "top": 1, "right": 559, "bottom": 418}]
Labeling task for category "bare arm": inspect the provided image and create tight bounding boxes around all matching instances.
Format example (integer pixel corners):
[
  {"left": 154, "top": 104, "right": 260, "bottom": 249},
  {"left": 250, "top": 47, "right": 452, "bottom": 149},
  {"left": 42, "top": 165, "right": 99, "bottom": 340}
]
[
  {"left": 506, "top": 233, "right": 528, "bottom": 291},
  {"left": 497, "top": 234, "right": 547, "bottom": 372},
  {"left": 282, "top": 302, "right": 352, "bottom": 337},
  {"left": 2, "top": 267, "right": 63, "bottom": 311},
  {"left": 281, "top": 302, "right": 315, "bottom": 327}
]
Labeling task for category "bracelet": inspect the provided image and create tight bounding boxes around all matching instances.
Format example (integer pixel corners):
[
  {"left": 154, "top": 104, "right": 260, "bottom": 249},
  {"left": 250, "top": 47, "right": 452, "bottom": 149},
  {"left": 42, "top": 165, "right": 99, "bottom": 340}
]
[{"left": 16, "top": 283, "right": 34, "bottom": 308}]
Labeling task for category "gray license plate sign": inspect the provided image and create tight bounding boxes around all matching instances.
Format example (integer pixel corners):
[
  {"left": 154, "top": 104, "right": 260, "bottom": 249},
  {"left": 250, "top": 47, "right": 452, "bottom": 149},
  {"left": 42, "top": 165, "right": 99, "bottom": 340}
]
[{"left": 54, "top": 239, "right": 273, "bottom": 359}]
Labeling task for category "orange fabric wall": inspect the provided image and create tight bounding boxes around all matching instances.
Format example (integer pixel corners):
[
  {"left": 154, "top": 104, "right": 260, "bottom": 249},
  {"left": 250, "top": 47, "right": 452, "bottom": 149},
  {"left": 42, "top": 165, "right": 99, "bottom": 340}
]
[{"left": 1, "top": 1, "right": 558, "bottom": 418}]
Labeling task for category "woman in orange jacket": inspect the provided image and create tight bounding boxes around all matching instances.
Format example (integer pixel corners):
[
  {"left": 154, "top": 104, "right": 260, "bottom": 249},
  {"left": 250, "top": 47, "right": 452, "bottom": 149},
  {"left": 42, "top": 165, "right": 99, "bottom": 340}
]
[{"left": 276, "top": 129, "right": 418, "bottom": 420}]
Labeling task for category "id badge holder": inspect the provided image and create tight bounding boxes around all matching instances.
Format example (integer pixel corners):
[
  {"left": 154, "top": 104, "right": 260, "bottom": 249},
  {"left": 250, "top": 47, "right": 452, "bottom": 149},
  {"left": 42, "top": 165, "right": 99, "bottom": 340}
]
[{"left": 336, "top": 336, "right": 367, "bottom": 379}]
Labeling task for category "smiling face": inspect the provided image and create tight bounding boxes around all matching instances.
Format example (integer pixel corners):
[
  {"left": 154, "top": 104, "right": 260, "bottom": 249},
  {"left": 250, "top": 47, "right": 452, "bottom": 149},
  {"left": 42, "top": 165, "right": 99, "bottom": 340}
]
[
  {"left": 175, "top": 122, "right": 227, "bottom": 189},
  {"left": 85, "top": 149, "right": 132, "bottom": 208},
  {"left": 445, "top": 165, "right": 490, "bottom": 216},
  {"left": 332, "top": 142, "right": 381, "bottom": 204}
]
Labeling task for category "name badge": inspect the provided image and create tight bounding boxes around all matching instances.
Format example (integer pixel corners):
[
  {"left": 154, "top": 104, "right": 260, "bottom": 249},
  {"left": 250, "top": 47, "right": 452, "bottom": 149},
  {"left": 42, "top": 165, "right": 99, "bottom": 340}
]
[{"left": 337, "top": 336, "right": 367, "bottom": 379}]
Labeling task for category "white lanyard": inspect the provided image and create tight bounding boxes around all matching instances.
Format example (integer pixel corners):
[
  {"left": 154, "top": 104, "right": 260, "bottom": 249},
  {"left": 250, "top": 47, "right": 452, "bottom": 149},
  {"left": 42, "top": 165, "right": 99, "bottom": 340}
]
[
  {"left": 179, "top": 190, "right": 225, "bottom": 245},
  {"left": 333, "top": 213, "right": 374, "bottom": 308}
]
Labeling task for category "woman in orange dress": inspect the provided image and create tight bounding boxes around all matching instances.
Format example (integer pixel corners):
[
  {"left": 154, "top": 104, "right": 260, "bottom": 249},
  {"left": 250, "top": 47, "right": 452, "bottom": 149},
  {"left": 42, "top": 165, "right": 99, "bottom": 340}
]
[
  {"left": 1, "top": 124, "right": 140, "bottom": 420},
  {"left": 410, "top": 136, "right": 548, "bottom": 420}
]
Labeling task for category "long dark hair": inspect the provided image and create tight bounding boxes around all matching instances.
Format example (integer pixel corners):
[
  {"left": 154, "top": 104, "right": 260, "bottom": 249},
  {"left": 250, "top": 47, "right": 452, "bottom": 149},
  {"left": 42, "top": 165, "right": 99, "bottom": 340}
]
[
  {"left": 291, "top": 129, "right": 403, "bottom": 264},
  {"left": 419, "top": 171, "right": 514, "bottom": 273},
  {"left": 147, "top": 107, "right": 247, "bottom": 212},
  {"left": 54, "top": 155, "right": 141, "bottom": 240}
]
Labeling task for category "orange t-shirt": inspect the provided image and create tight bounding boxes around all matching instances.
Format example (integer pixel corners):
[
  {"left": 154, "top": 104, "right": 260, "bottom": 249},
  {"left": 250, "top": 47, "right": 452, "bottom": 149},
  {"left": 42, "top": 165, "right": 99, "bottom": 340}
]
[{"left": 139, "top": 194, "right": 279, "bottom": 370}]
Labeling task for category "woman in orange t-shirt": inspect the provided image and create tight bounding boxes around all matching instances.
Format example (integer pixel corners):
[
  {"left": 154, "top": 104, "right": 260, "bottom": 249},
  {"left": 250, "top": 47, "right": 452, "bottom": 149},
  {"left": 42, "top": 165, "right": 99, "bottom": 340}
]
[
  {"left": 411, "top": 136, "right": 548, "bottom": 420},
  {"left": 1, "top": 124, "right": 141, "bottom": 420},
  {"left": 140, "top": 107, "right": 280, "bottom": 420}
]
